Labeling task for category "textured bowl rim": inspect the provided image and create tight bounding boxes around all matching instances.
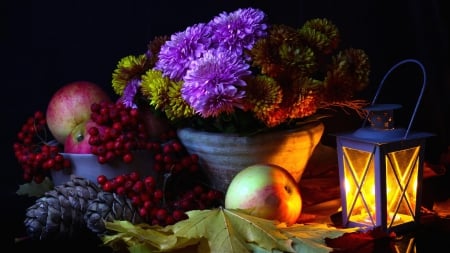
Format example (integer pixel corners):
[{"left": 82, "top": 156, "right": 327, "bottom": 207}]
[
  {"left": 60, "top": 153, "right": 96, "bottom": 157},
  {"left": 177, "top": 120, "right": 324, "bottom": 137}
]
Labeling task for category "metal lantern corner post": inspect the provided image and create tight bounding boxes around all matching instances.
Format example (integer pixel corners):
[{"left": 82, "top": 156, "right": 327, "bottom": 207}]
[{"left": 334, "top": 59, "right": 434, "bottom": 233}]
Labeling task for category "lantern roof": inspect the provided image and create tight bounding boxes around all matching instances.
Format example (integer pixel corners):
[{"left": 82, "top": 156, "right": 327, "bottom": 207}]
[
  {"left": 349, "top": 127, "right": 434, "bottom": 143},
  {"left": 363, "top": 103, "right": 402, "bottom": 112}
]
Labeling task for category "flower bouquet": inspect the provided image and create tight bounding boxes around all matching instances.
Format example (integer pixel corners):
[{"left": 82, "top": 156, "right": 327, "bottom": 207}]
[{"left": 111, "top": 7, "right": 370, "bottom": 136}]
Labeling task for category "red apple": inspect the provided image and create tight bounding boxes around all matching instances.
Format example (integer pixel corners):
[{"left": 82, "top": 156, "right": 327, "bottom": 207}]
[
  {"left": 224, "top": 163, "right": 302, "bottom": 225},
  {"left": 46, "top": 81, "right": 111, "bottom": 144},
  {"left": 64, "top": 120, "right": 103, "bottom": 153}
]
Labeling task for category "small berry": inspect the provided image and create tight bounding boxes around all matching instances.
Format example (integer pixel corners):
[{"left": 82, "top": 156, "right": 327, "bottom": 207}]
[
  {"left": 123, "top": 153, "right": 134, "bottom": 163},
  {"left": 156, "top": 208, "right": 167, "bottom": 221},
  {"left": 97, "top": 175, "right": 108, "bottom": 185}
]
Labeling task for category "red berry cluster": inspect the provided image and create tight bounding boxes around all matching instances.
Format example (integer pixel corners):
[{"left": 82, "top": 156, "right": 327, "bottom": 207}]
[
  {"left": 88, "top": 101, "right": 163, "bottom": 164},
  {"left": 86, "top": 101, "right": 224, "bottom": 225},
  {"left": 97, "top": 171, "right": 223, "bottom": 226},
  {"left": 13, "top": 111, "right": 71, "bottom": 183},
  {"left": 154, "top": 140, "right": 200, "bottom": 174}
]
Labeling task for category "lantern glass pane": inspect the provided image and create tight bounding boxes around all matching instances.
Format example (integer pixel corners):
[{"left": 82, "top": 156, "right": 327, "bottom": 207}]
[
  {"left": 385, "top": 146, "right": 420, "bottom": 228},
  {"left": 343, "top": 147, "right": 376, "bottom": 226}
]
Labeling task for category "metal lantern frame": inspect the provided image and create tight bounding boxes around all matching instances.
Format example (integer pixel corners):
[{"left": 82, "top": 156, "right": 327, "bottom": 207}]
[{"left": 335, "top": 59, "right": 434, "bottom": 233}]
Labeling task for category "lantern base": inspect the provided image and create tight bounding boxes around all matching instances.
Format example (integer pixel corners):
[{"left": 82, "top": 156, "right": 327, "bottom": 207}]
[{"left": 331, "top": 211, "right": 420, "bottom": 234}]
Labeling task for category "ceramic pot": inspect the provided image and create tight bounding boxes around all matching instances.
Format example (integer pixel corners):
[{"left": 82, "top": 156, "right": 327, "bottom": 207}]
[
  {"left": 50, "top": 151, "right": 155, "bottom": 186},
  {"left": 177, "top": 121, "right": 325, "bottom": 193}
]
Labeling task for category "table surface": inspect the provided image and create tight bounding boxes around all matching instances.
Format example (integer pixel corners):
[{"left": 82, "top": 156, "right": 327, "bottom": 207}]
[{"left": 11, "top": 144, "right": 450, "bottom": 252}]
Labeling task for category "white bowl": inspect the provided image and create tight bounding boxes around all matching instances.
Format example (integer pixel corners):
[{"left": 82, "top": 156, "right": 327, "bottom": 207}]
[{"left": 51, "top": 152, "right": 155, "bottom": 185}]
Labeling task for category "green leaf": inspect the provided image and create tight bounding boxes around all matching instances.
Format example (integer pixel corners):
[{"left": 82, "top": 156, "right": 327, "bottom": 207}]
[{"left": 15, "top": 177, "right": 53, "bottom": 197}]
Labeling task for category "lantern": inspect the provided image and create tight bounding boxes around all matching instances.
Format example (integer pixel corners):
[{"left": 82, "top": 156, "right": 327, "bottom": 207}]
[{"left": 334, "top": 59, "right": 434, "bottom": 233}]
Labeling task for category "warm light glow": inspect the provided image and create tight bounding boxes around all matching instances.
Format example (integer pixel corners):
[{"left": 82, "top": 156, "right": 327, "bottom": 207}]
[
  {"left": 384, "top": 147, "right": 420, "bottom": 227},
  {"left": 344, "top": 178, "right": 350, "bottom": 193},
  {"left": 342, "top": 147, "right": 377, "bottom": 226},
  {"left": 341, "top": 145, "right": 421, "bottom": 229},
  {"left": 335, "top": 58, "right": 432, "bottom": 232}
]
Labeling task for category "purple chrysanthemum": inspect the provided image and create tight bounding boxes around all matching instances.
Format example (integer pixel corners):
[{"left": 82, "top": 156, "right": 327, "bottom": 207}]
[
  {"left": 209, "top": 7, "right": 267, "bottom": 55},
  {"left": 118, "top": 79, "right": 140, "bottom": 108},
  {"left": 144, "top": 49, "right": 152, "bottom": 59},
  {"left": 181, "top": 48, "right": 251, "bottom": 117},
  {"left": 155, "top": 23, "right": 213, "bottom": 81}
]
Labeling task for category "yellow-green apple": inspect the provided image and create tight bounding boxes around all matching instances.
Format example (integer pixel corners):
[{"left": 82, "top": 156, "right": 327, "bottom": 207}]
[
  {"left": 46, "top": 81, "right": 111, "bottom": 144},
  {"left": 64, "top": 120, "right": 103, "bottom": 153},
  {"left": 224, "top": 163, "right": 302, "bottom": 225}
]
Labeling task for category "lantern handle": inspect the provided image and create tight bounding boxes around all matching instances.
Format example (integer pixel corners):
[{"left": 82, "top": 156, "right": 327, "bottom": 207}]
[{"left": 365, "top": 59, "right": 427, "bottom": 139}]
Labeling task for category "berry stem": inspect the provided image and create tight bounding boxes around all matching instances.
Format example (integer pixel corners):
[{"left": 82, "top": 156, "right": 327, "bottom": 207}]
[{"left": 162, "top": 171, "right": 172, "bottom": 206}]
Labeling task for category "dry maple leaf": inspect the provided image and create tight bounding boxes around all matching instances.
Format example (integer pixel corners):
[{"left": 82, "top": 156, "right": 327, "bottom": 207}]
[
  {"left": 103, "top": 220, "right": 181, "bottom": 252},
  {"left": 169, "top": 207, "right": 294, "bottom": 253},
  {"left": 102, "top": 207, "right": 360, "bottom": 253}
]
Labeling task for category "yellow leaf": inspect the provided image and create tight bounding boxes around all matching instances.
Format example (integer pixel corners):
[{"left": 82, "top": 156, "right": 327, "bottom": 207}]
[
  {"left": 169, "top": 207, "right": 294, "bottom": 253},
  {"left": 102, "top": 209, "right": 361, "bottom": 253},
  {"left": 103, "top": 220, "right": 179, "bottom": 251}
]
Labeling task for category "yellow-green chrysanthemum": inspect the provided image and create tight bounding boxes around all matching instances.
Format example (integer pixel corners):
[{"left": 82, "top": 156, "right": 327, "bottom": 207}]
[
  {"left": 112, "top": 54, "right": 148, "bottom": 95},
  {"left": 141, "top": 69, "right": 195, "bottom": 121},
  {"left": 166, "top": 83, "right": 195, "bottom": 120},
  {"left": 140, "top": 69, "right": 171, "bottom": 110}
]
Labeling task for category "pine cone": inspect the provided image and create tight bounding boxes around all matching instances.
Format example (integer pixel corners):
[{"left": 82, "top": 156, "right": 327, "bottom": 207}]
[
  {"left": 84, "top": 191, "right": 145, "bottom": 235},
  {"left": 24, "top": 176, "right": 101, "bottom": 240}
]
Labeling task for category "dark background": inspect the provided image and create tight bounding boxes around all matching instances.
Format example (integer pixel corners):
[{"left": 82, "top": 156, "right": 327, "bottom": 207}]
[{"left": 2, "top": 0, "right": 449, "bottom": 251}]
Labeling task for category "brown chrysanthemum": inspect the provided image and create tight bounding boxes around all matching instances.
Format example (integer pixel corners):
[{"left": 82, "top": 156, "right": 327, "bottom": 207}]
[
  {"left": 243, "top": 75, "right": 282, "bottom": 123},
  {"left": 146, "top": 35, "right": 170, "bottom": 67},
  {"left": 290, "top": 79, "right": 321, "bottom": 119},
  {"left": 250, "top": 24, "right": 316, "bottom": 79},
  {"left": 298, "top": 18, "right": 340, "bottom": 55},
  {"left": 323, "top": 48, "right": 370, "bottom": 101}
]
